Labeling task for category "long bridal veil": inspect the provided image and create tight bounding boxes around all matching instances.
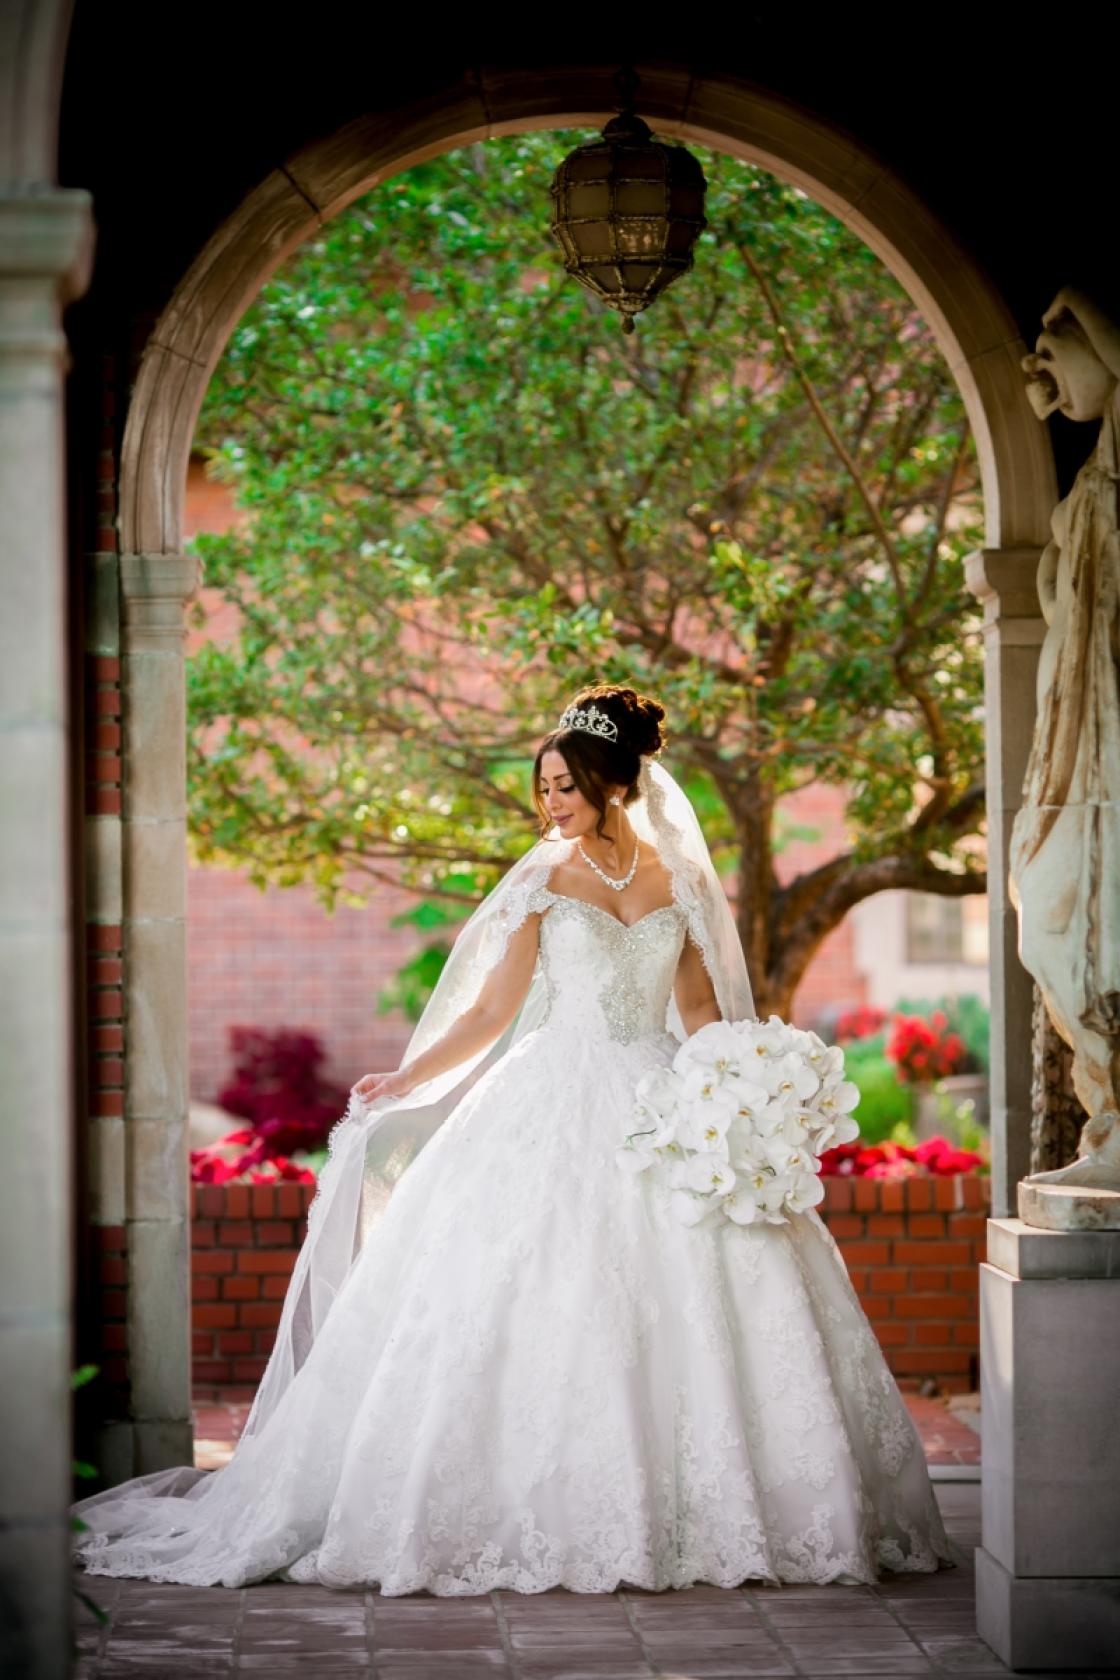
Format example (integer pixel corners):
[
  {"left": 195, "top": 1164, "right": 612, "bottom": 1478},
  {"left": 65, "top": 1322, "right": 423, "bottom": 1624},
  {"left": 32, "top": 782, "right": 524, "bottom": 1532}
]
[{"left": 241, "top": 756, "right": 754, "bottom": 1441}]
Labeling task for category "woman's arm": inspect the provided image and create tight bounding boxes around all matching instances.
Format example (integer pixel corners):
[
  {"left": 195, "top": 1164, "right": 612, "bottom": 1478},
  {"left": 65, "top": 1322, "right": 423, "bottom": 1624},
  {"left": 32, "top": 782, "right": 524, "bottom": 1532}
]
[
  {"left": 674, "top": 932, "right": 722, "bottom": 1036},
  {"left": 352, "top": 911, "right": 542, "bottom": 1104}
]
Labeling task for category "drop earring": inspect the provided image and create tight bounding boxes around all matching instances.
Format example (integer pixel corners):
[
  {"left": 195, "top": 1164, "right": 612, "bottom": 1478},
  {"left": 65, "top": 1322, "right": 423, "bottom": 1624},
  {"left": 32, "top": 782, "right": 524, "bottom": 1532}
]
[{"left": 610, "top": 795, "right": 622, "bottom": 807}]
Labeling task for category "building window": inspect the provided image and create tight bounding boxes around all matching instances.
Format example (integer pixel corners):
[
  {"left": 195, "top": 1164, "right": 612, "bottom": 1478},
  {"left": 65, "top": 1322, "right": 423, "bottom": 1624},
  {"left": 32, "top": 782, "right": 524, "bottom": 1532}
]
[{"left": 905, "top": 892, "right": 988, "bottom": 964}]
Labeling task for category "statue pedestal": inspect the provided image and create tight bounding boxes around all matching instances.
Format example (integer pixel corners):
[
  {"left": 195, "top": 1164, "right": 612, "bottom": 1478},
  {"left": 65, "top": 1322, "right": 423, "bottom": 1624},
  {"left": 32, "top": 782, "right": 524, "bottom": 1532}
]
[
  {"left": 1017, "top": 1176, "right": 1120, "bottom": 1230},
  {"left": 977, "top": 1218, "right": 1120, "bottom": 1669}
]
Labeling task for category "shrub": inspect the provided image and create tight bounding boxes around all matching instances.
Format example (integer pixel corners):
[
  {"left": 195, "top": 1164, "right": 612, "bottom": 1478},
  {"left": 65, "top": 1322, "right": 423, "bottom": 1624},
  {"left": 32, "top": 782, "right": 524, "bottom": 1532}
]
[
  {"left": 190, "top": 1026, "right": 347, "bottom": 1184},
  {"left": 842, "top": 1043, "right": 915, "bottom": 1145},
  {"left": 218, "top": 1026, "right": 346, "bottom": 1155}
]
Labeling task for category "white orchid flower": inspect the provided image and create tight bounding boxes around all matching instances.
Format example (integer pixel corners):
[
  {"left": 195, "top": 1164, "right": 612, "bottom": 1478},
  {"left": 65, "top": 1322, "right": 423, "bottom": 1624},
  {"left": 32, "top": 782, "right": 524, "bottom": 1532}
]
[
  {"left": 627, "top": 1101, "right": 677, "bottom": 1147},
  {"left": 741, "top": 1017, "right": 790, "bottom": 1066},
  {"left": 812, "top": 1112, "right": 860, "bottom": 1152},
  {"left": 677, "top": 1101, "right": 734, "bottom": 1156},
  {"left": 730, "top": 1164, "right": 790, "bottom": 1224},
  {"left": 762, "top": 1134, "right": 818, "bottom": 1175},
  {"left": 770, "top": 1052, "right": 822, "bottom": 1102},
  {"left": 678, "top": 1063, "right": 742, "bottom": 1117},
  {"left": 689, "top": 1020, "right": 745, "bottom": 1076},
  {"left": 785, "top": 1169, "right": 827, "bottom": 1213},
  {"left": 678, "top": 1153, "right": 738, "bottom": 1197},
  {"left": 815, "top": 1045, "right": 845, "bottom": 1080},
  {"left": 634, "top": 1066, "right": 683, "bottom": 1117},
  {"left": 615, "top": 1141, "right": 657, "bottom": 1175},
  {"left": 720, "top": 1187, "right": 761, "bottom": 1225},
  {"left": 816, "top": 1078, "right": 860, "bottom": 1115}
]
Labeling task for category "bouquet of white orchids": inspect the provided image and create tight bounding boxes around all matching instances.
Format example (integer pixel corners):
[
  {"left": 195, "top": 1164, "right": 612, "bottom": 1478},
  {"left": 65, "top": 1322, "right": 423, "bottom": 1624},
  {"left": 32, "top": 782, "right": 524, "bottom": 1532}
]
[{"left": 616, "top": 1016, "right": 860, "bottom": 1228}]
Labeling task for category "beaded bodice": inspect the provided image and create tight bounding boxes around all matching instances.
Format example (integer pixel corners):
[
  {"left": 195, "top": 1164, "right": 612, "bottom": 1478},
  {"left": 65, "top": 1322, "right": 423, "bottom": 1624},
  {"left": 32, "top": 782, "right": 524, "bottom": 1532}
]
[{"left": 526, "top": 886, "right": 687, "bottom": 1047}]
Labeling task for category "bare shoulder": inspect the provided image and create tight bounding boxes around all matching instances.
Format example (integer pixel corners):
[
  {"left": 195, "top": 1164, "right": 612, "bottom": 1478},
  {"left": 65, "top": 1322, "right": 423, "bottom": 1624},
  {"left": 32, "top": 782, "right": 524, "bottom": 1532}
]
[
  {"left": 544, "top": 846, "right": 585, "bottom": 895},
  {"left": 636, "top": 839, "right": 675, "bottom": 895}
]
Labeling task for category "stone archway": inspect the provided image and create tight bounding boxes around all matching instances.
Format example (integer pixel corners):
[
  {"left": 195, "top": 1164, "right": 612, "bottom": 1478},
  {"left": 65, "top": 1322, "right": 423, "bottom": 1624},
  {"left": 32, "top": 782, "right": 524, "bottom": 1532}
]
[{"left": 111, "top": 63, "right": 1055, "bottom": 1466}]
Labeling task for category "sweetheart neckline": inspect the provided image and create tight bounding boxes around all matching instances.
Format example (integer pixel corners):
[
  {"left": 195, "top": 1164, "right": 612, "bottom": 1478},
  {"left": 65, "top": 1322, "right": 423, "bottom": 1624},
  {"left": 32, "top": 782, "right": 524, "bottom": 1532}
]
[{"left": 541, "top": 891, "right": 681, "bottom": 934}]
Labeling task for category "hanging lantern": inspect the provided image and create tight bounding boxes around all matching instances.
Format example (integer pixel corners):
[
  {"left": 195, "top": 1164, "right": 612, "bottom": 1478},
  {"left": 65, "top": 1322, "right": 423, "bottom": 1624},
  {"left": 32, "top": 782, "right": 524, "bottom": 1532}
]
[{"left": 549, "top": 73, "right": 708, "bottom": 334}]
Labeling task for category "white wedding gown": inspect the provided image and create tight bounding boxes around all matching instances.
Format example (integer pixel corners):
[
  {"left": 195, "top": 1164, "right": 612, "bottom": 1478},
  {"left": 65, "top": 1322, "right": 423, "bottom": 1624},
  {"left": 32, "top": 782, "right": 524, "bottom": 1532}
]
[{"left": 74, "top": 885, "right": 954, "bottom": 1594}]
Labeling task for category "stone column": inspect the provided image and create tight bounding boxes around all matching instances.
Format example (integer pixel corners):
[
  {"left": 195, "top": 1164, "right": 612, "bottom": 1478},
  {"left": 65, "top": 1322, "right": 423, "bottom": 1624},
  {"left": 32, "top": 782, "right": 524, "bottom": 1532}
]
[
  {"left": 110, "top": 551, "right": 200, "bottom": 1475},
  {"left": 963, "top": 548, "right": 1046, "bottom": 1217},
  {"left": 0, "top": 189, "right": 94, "bottom": 1677}
]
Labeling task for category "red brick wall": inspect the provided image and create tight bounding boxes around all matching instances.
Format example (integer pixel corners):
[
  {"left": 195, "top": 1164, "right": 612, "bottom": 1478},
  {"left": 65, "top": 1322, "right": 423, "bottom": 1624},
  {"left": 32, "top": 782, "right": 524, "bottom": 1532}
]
[
  {"left": 820, "top": 1174, "right": 987, "bottom": 1393},
  {"left": 190, "top": 1175, "right": 988, "bottom": 1400},
  {"left": 191, "top": 1183, "right": 315, "bottom": 1400},
  {"left": 84, "top": 352, "right": 130, "bottom": 1416},
  {"left": 188, "top": 867, "right": 419, "bottom": 1102}
]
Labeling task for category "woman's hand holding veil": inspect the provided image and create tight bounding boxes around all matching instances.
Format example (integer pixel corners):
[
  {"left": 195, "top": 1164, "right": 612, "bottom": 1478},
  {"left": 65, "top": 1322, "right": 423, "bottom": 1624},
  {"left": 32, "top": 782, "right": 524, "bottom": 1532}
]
[{"left": 351, "top": 1068, "right": 416, "bottom": 1104}]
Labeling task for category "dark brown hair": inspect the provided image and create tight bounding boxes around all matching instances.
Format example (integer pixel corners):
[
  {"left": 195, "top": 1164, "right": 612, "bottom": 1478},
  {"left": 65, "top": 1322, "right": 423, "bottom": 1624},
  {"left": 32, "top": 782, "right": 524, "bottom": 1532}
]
[{"left": 532, "top": 683, "right": 666, "bottom": 839}]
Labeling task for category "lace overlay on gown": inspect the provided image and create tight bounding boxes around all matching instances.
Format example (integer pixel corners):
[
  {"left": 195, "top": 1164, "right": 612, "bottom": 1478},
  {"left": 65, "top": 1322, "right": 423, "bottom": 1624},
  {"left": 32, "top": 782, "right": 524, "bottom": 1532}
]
[{"left": 73, "top": 887, "right": 953, "bottom": 1594}]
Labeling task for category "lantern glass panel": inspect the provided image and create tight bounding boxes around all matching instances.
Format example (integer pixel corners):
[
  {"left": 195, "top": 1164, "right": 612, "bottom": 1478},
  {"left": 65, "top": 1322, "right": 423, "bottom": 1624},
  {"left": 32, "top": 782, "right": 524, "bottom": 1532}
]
[
  {"left": 568, "top": 152, "right": 606, "bottom": 182},
  {"left": 572, "top": 222, "right": 610, "bottom": 257},
  {"left": 570, "top": 182, "right": 611, "bottom": 216},
  {"left": 615, "top": 222, "right": 660, "bottom": 256},
  {"left": 615, "top": 181, "right": 664, "bottom": 215},
  {"left": 622, "top": 151, "right": 665, "bottom": 181}
]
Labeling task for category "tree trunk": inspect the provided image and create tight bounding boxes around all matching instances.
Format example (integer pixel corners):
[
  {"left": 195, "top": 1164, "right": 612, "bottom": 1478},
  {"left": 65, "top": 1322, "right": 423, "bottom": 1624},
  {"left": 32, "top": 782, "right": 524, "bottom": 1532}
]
[
  {"left": 1030, "top": 986, "right": 1086, "bottom": 1171},
  {"left": 729, "top": 778, "right": 778, "bottom": 1015}
]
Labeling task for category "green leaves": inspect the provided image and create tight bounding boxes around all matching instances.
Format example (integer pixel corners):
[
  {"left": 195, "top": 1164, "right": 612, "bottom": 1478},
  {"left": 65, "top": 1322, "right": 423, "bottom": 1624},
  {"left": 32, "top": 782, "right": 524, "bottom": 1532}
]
[{"left": 188, "top": 132, "right": 986, "bottom": 1002}]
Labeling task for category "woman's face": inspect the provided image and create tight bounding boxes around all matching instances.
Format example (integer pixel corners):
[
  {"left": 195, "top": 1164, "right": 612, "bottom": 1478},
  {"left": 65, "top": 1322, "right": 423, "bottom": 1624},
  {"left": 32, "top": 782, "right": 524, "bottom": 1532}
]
[{"left": 538, "top": 749, "right": 602, "bottom": 839}]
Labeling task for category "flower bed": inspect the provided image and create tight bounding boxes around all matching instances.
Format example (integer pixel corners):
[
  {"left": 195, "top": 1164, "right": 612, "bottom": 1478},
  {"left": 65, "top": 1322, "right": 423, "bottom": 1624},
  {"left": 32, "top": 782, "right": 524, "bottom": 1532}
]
[{"left": 190, "top": 1173, "right": 989, "bottom": 1399}]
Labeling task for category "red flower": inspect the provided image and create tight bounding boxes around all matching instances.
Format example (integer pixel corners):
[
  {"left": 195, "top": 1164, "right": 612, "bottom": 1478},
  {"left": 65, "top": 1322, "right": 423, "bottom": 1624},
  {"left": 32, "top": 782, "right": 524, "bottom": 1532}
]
[
  {"left": 886, "top": 1011, "right": 968, "bottom": 1083},
  {"left": 834, "top": 1005, "right": 887, "bottom": 1043},
  {"left": 819, "top": 1131, "right": 982, "bottom": 1179}
]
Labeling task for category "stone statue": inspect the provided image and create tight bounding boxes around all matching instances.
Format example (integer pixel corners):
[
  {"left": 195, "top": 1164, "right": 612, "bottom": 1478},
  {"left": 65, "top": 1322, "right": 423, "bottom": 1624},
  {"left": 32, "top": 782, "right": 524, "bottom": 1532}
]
[{"left": 1011, "top": 288, "right": 1120, "bottom": 1229}]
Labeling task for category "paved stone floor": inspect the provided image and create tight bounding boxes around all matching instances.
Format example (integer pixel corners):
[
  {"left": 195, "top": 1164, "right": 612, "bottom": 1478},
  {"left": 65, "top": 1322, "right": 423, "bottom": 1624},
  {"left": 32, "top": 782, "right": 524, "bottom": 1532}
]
[{"left": 73, "top": 1485, "right": 1112, "bottom": 1678}]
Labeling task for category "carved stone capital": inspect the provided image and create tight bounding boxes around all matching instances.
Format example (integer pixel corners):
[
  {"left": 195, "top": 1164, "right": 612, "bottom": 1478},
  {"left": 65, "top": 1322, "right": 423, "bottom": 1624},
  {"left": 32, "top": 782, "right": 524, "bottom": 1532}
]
[
  {"left": 964, "top": 546, "right": 1047, "bottom": 634},
  {"left": 0, "top": 190, "right": 96, "bottom": 312},
  {"left": 119, "top": 553, "right": 201, "bottom": 650}
]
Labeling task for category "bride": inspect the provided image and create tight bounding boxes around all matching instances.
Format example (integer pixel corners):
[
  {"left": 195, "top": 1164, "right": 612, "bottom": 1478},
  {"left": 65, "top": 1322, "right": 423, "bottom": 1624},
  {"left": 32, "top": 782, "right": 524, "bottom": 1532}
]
[{"left": 73, "top": 682, "right": 953, "bottom": 1595}]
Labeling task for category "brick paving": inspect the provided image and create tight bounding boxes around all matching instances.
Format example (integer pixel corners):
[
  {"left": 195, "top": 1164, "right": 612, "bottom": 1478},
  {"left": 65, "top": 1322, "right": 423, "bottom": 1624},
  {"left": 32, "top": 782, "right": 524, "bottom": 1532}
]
[
  {"left": 73, "top": 1484, "right": 1111, "bottom": 1678},
  {"left": 73, "top": 1394, "right": 997, "bottom": 1677}
]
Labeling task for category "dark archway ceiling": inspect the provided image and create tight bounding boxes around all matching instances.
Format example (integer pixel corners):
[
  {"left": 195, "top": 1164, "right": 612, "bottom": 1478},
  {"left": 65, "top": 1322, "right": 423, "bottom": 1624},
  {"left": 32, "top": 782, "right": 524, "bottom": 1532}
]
[{"left": 58, "top": 7, "right": 1116, "bottom": 490}]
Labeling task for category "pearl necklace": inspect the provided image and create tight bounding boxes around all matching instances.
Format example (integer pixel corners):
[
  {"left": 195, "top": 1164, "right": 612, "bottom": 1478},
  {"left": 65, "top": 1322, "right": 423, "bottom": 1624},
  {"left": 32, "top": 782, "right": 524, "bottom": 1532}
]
[{"left": 577, "top": 836, "right": 639, "bottom": 893}]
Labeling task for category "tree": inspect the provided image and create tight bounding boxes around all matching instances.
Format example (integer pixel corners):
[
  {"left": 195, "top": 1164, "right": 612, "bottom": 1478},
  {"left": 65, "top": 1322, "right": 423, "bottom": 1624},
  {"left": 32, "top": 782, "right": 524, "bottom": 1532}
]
[{"left": 188, "top": 134, "right": 986, "bottom": 1017}]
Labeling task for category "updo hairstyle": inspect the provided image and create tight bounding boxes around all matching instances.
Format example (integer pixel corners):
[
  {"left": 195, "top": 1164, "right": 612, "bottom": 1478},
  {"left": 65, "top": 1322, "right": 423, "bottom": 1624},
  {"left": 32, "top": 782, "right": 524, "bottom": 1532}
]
[{"left": 532, "top": 683, "right": 666, "bottom": 839}]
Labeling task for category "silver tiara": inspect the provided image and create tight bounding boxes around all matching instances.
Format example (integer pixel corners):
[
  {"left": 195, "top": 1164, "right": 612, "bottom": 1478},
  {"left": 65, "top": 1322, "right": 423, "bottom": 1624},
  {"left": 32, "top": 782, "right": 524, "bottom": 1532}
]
[{"left": 557, "top": 703, "right": 619, "bottom": 742}]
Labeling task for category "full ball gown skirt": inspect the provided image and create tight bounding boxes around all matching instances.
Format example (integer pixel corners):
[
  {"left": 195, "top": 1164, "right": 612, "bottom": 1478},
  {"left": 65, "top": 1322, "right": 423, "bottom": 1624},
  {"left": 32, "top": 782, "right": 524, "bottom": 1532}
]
[{"left": 73, "top": 890, "right": 954, "bottom": 1593}]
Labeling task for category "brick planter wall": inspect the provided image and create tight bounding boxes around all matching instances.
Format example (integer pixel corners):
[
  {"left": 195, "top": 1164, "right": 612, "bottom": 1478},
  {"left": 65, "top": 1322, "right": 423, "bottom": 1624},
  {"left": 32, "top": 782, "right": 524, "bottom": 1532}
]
[
  {"left": 191, "top": 1183, "right": 315, "bottom": 1400},
  {"left": 819, "top": 1174, "right": 989, "bottom": 1394},
  {"left": 191, "top": 1175, "right": 989, "bottom": 1400}
]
